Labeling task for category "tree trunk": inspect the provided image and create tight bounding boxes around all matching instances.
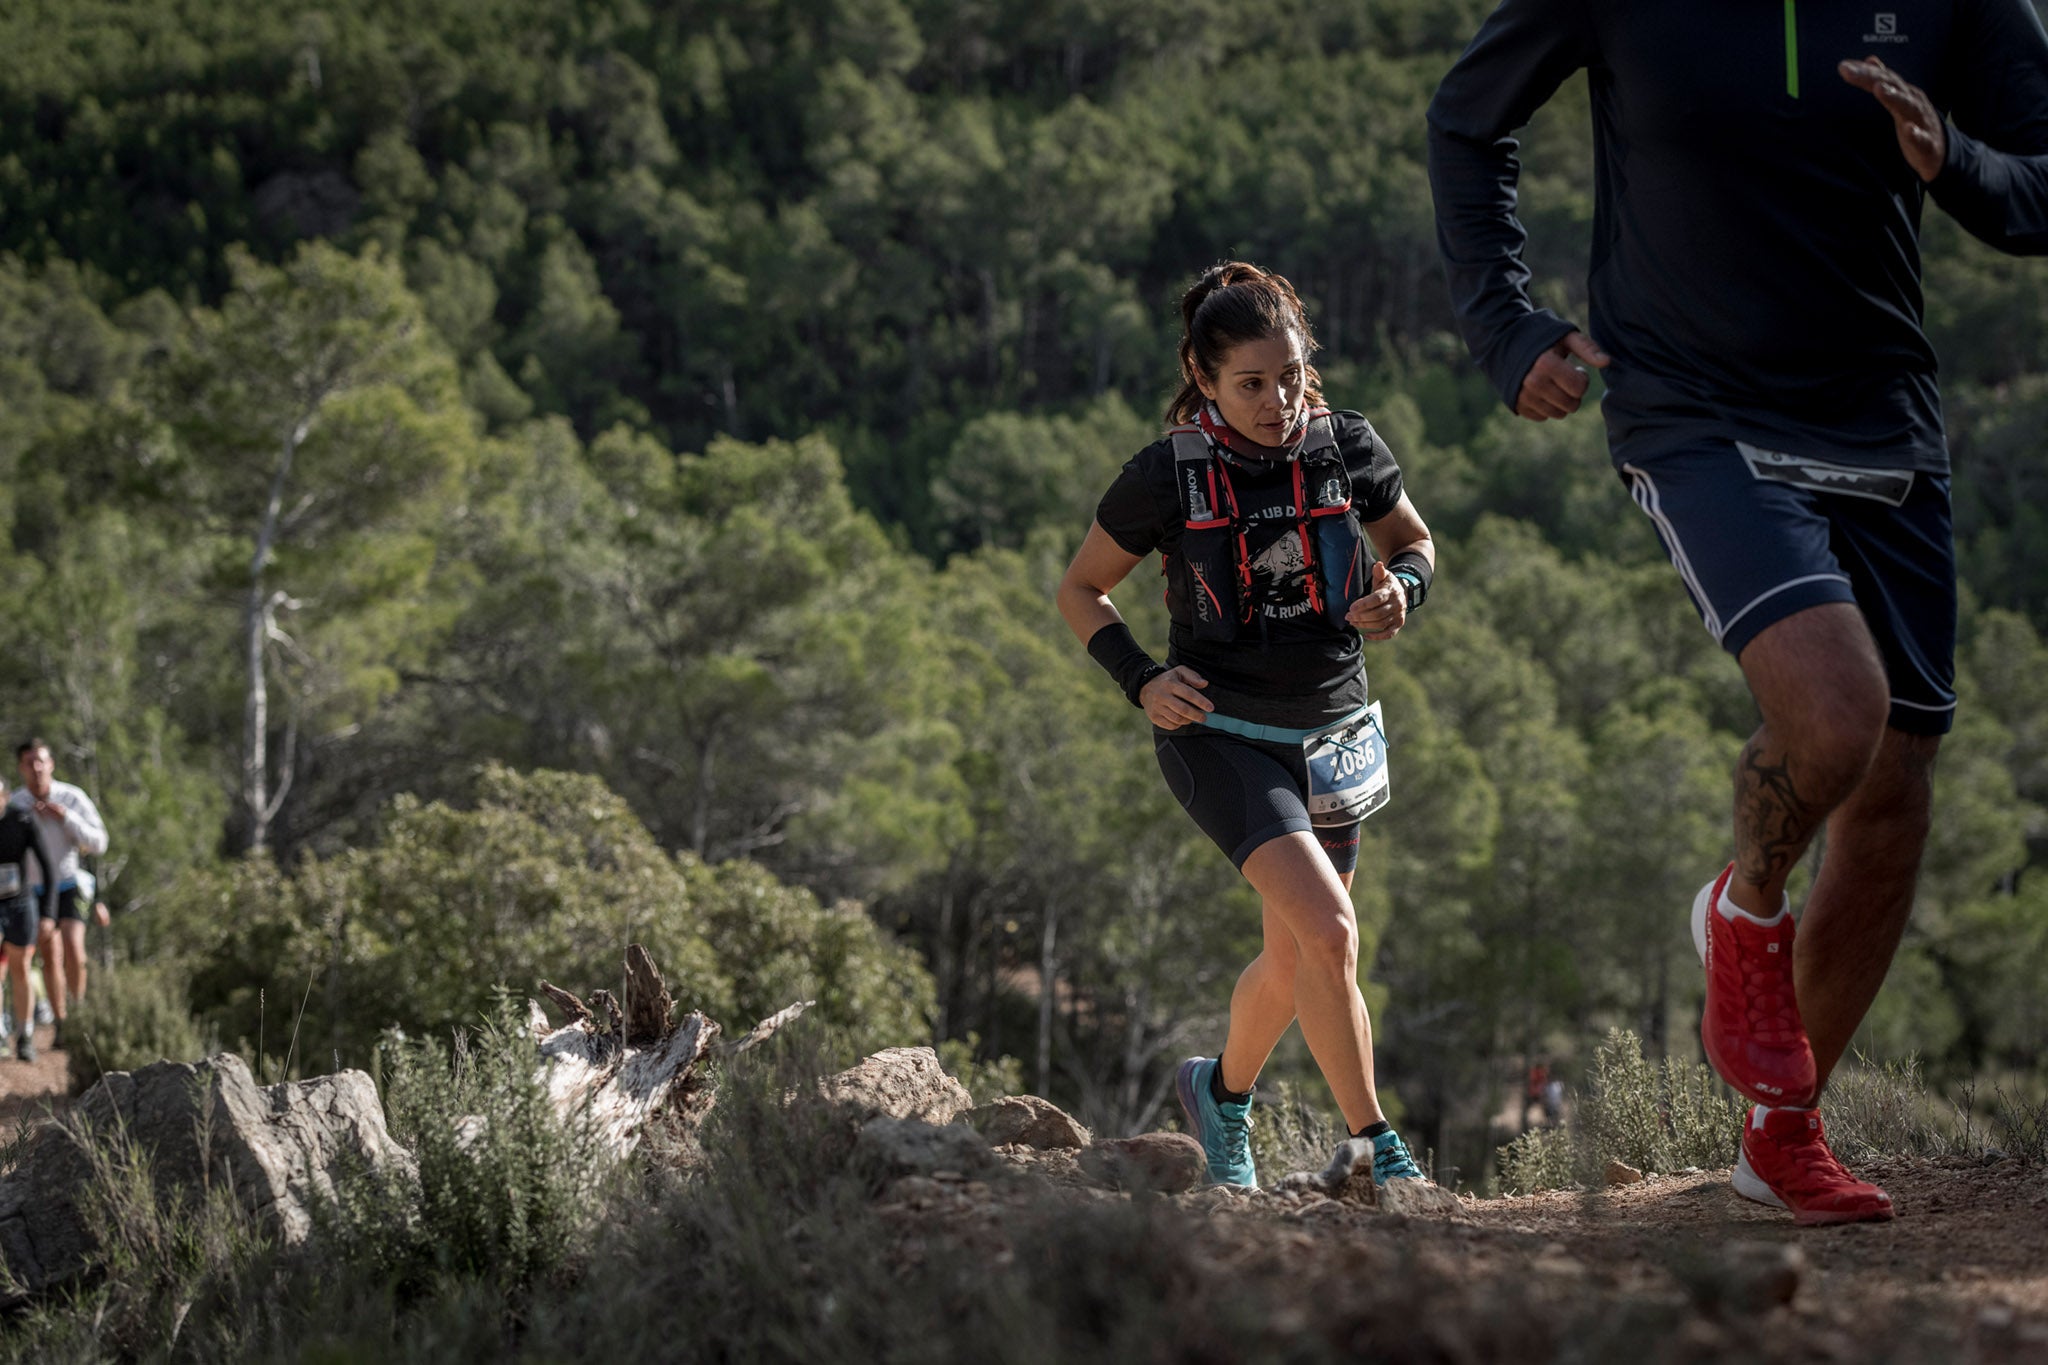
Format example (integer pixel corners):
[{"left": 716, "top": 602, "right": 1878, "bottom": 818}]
[
  {"left": 243, "top": 419, "right": 306, "bottom": 853},
  {"left": 691, "top": 729, "right": 717, "bottom": 857},
  {"left": 1035, "top": 902, "right": 1058, "bottom": 1097}
]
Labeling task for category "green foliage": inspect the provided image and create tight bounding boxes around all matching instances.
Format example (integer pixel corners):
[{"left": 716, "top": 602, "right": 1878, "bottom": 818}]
[
  {"left": 1496, "top": 1030, "right": 1743, "bottom": 1193},
  {"left": 155, "top": 765, "right": 931, "bottom": 1071},
  {"left": 1495, "top": 1125, "right": 1576, "bottom": 1197},
  {"left": 1575, "top": 1029, "right": 1743, "bottom": 1178},
  {"left": 322, "top": 1009, "right": 616, "bottom": 1292},
  {"left": 65, "top": 961, "right": 214, "bottom": 1096}
]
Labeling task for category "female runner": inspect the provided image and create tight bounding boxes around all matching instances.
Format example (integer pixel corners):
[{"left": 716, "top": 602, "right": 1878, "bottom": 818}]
[{"left": 1058, "top": 262, "right": 1453, "bottom": 1207}]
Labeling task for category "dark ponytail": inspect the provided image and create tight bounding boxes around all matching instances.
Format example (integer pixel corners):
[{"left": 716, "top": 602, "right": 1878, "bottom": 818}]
[{"left": 1165, "top": 262, "right": 1323, "bottom": 427}]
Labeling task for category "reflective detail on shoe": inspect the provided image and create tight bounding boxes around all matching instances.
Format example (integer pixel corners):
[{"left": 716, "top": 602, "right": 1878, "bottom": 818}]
[
  {"left": 1175, "top": 1056, "right": 1257, "bottom": 1188},
  {"left": 1695, "top": 863, "right": 1817, "bottom": 1107},
  {"left": 1736, "top": 1106, "right": 1895, "bottom": 1226}
]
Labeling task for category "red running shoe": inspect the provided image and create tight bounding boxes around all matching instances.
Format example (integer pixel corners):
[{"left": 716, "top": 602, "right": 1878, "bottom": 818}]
[
  {"left": 1734, "top": 1106, "right": 1894, "bottom": 1225},
  {"left": 1691, "top": 862, "right": 1816, "bottom": 1106}
]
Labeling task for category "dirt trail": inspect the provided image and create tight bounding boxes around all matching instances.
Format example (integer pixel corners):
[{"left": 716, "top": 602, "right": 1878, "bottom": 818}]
[
  {"left": 0, "top": 1039, "right": 73, "bottom": 1130},
  {"left": 1231, "top": 1156, "right": 2048, "bottom": 1361},
  {"left": 888, "top": 1147, "right": 2048, "bottom": 1363}
]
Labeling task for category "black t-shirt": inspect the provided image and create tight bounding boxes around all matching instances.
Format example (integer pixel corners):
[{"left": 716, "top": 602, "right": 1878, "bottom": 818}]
[
  {"left": 1428, "top": 0, "right": 2048, "bottom": 474},
  {"left": 1094, "top": 410, "right": 1406, "bottom": 728}
]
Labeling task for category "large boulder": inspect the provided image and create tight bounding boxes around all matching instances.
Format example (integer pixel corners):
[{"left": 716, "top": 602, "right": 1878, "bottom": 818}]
[
  {"left": 819, "top": 1047, "right": 973, "bottom": 1125},
  {"left": 0, "top": 1052, "right": 412, "bottom": 1299}
]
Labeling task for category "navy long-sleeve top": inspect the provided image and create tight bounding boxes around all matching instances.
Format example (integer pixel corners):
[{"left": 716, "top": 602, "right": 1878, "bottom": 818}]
[{"left": 1428, "top": 0, "right": 2048, "bottom": 471}]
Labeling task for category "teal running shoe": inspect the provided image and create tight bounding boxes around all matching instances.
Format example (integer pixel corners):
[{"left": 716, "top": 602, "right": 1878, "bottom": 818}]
[
  {"left": 1369, "top": 1129, "right": 1427, "bottom": 1184},
  {"left": 1320, "top": 1129, "right": 1461, "bottom": 1213},
  {"left": 1174, "top": 1056, "right": 1256, "bottom": 1188}
]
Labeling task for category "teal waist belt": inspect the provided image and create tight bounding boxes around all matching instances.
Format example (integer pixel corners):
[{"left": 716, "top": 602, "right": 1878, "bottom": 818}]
[{"left": 1198, "top": 703, "right": 1372, "bottom": 746}]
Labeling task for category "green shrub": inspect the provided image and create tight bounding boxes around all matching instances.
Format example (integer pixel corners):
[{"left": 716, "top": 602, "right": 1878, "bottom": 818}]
[
  {"left": 1496, "top": 1125, "right": 1577, "bottom": 1196},
  {"left": 65, "top": 961, "right": 214, "bottom": 1096},
  {"left": 321, "top": 1005, "right": 619, "bottom": 1293},
  {"left": 1494, "top": 1030, "right": 1743, "bottom": 1192},
  {"left": 1576, "top": 1028, "right": 1742, "bottom": 1177},
  {"left": 156, "top": 766, "right": 938, "bottom": 1077}
]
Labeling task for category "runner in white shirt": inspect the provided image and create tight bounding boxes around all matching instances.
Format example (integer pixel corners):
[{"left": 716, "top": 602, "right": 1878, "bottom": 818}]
[{"left": 12, "top": 739, "right": 108, "bottom": 1049}]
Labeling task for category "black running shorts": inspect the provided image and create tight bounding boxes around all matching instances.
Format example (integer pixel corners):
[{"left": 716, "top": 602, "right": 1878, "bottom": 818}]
[
  {"left": 1154, "top": 726, "right": 1362, "bottom": 875},
  {"left": 45, "top": 886, "right": 86, "bottom": 925},
  {"left": 0, "top": 896, "right": 35, "bottom": 949}
]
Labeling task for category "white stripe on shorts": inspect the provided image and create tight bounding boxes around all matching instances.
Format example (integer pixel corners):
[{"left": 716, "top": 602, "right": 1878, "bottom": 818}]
[
  {"left": 1890, "top": 696, "right": 1958, "bottom": 713},
  {"left": 1623, "top": 463, "right": 1723, "bottom": 639},
  {"left": 1718, "top": 572, "right": 1853, "bottom": 645}
]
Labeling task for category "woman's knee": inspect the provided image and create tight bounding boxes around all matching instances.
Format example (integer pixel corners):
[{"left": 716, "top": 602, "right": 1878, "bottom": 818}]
[{"left": 1287, "top": 910, "right": 1358, "bottom": 978}]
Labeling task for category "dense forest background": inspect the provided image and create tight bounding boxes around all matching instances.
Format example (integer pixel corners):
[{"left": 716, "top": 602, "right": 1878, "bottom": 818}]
[{"left": 3, "top": 0, "right": 2046, "bottom": 1182}]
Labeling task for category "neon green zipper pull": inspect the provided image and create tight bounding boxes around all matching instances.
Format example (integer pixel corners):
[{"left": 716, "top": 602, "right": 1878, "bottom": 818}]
[{"left": 1784, "top": 0, "right": 1801, "bottom": 98}]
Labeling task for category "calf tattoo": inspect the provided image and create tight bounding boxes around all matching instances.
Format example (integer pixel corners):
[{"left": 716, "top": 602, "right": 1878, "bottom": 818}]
[{"left": 1736, "top": 745, "right": 1822, "bottom": 889}]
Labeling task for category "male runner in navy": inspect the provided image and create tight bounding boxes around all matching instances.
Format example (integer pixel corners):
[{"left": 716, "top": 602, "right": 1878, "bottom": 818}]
[{"left": 1428, "top": 0, "right": 2048, "bottom": 1223}]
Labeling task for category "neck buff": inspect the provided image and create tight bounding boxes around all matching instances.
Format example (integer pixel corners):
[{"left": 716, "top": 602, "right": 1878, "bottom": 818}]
[{"left": 1196, "top": 399, "right": 1315, "bottom": 466}]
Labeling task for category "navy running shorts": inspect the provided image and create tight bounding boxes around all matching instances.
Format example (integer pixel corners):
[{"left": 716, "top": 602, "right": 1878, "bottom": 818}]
[
  {"left": 1619, "top": 441, "right": 1956, "bottom": 735},
  {"left": 1154, "top": 726, "right": 1363, "bottom": 874}
]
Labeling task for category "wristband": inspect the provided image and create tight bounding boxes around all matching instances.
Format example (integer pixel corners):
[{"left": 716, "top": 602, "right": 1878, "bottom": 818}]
[
  {"left": 1386, "top": 550, "right": 1432, "bottom": 613},
  {"left": 1086, "top": 623, "right": 1167, "bottom": 707}
]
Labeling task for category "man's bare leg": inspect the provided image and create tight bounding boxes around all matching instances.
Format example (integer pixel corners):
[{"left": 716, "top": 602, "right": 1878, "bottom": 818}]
[
  {"left": 6, "top": 943, "right": 32, "bottom": 1045},
  {"left": 58, "top": 919, "right": 87, "bottom": 1005},
  {"left": 35, "top": 920, "right": 65, "bottom": 1026},
  {"left": 1729, "top": 604, "right": 1892, "bottom": 916},
  {"left": 1799, "top": 728, "right": 1941, "bottom": 1087}
]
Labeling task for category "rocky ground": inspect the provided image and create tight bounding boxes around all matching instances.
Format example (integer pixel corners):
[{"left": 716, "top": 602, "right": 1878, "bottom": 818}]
[
  {"left": 2, "top": 1023, "right": 2044, "bottom": 1363},
  {"left": 878, "top": 1113, "right": 2048, "bottom": 1364}
]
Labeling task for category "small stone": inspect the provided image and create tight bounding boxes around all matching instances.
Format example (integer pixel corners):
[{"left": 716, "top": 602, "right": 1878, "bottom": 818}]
[
  {"left": 1604, "top": 1159, "right": 1645, "bottom": 1186},
  {"left": 1978, "top": 1305, "right": 2016, "bottom": 1332},
  {"left": 966, "top": 1095, "right": 1090, "bottom": 1149},
  {"left": 1080, "top": 1133, "right": 1208, "bottom": 1193}
]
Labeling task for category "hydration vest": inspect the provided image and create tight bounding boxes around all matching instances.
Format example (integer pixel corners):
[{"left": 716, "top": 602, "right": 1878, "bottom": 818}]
[{"left": 1167, "top": 408, "right": 1369, "bottom": 642}]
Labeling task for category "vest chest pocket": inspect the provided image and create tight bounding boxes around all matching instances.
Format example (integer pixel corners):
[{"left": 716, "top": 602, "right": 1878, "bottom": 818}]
[{"left": 1304, "top": 701, "right": 1389, "bottom": 827}]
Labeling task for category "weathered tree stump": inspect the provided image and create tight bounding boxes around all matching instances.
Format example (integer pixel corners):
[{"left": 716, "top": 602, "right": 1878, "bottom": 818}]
[{"left": 531, "top": 946, "right": 718, "bottom": 1160}]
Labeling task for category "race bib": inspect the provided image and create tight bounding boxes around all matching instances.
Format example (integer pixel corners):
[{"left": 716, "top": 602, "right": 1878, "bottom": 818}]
[
  {"left": 1304, "top": 702, "right": 1389, "bottom": 827},
  {"left": 0, "top": 866, "right": 18, "bottom": 899}
]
